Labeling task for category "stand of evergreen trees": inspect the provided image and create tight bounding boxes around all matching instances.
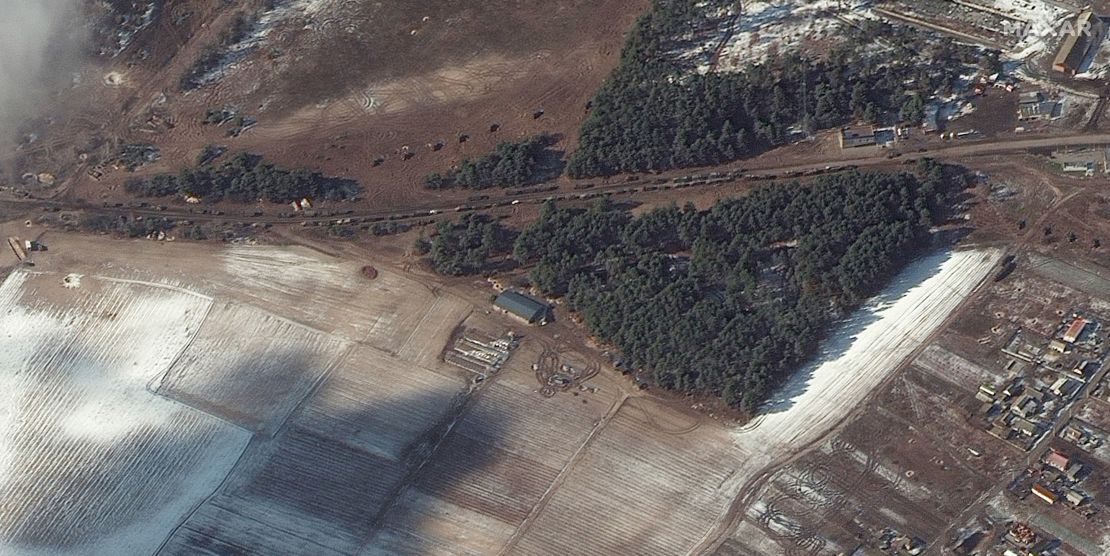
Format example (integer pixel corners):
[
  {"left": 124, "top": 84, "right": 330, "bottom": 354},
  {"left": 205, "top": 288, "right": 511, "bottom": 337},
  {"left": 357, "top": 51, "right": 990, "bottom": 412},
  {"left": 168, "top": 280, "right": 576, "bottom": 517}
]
[
  {"left": 426, "top": 214, "right": 515, "bottom": 275},
  {"left": 427, "top": 162, "right": 966, "bottom": 410},
  {"left": 425, "top": 134, "right": 556, "bottom": 189},
  {"left": 126, "top": 152, "right": 361, "bottom": 204},
  {"left": 566, "top": 1, "right": 983, "bottom": 178}
]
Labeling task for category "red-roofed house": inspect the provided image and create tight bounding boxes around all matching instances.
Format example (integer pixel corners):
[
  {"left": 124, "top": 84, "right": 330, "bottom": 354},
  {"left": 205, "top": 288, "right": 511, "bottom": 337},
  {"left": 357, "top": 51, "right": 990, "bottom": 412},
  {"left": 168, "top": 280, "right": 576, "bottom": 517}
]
[
  {"left": 1045, "top": 450, "right": 1070, "bottom": 471},
  {"left": 1063, "top": 317, "right": 1087, "bottom": 343}
]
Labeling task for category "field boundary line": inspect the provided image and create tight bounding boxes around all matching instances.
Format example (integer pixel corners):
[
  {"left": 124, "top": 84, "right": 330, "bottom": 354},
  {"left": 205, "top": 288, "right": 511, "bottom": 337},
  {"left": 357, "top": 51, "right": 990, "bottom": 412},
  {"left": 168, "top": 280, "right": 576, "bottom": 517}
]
[
  {"left": 96, "top": 274, "right": 216, "bottom": 300},
  {"left": 269, "top": 341, "right": 359, "bottom": 439},
  {"left": 395, "top": 295, "right": 445, "bottom": 356},
  {"left": 497, "top": 392, "right": 630, "bottom": 555},
  {"left": 146, "top": 295, "right": 217, "bottom": 396},
  {"left": 151, "top": 338, "right": 357, "bottom": 554}
]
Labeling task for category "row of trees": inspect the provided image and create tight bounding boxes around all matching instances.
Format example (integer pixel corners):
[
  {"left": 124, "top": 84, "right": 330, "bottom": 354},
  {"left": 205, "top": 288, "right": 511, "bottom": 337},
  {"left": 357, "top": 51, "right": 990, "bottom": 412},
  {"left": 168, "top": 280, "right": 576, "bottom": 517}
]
[
  {"left": 564, "top": 1, "right": 985, "bottom": 177},
  {"left": 424, "top": 135, "right": 557, "bottom": 189},
  {"left": 126, "top": 152, "right": 361, "bottom": 203},
  {"left": 421, "top": 214, "right": 515, "bottom": 275},
  {"left": 426, "top": 162, "right": 964, "bottom": 410},
  {"left": 83, "top": 214, "right": 178, "bottom": 238}
]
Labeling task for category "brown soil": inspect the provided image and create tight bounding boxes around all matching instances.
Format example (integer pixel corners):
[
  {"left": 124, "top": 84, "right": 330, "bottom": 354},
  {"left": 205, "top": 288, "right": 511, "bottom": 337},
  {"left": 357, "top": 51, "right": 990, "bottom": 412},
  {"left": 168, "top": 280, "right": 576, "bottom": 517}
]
[{"left": 5, "top": 0, "right": 646, "bottom": 213}]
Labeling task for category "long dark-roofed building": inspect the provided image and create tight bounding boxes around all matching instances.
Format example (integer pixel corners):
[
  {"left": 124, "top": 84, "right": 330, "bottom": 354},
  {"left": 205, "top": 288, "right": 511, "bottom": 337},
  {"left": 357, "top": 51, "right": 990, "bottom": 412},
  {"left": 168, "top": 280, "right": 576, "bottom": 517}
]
[
  {"left": 494, "top": 290, "right": 550, "bottom": 324},
  {"left": 1054, "top": 10, "right": 1107, "bottom": 76}
]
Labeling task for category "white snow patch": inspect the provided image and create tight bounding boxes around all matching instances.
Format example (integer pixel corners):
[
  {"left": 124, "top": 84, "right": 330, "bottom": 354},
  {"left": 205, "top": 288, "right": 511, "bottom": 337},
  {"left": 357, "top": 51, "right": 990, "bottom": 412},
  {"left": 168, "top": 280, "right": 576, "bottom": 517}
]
[
  {"left": 0, "top": 270, "right": 251, "bottom": 555},
  {"left": 1004, "top": 1, "right": 1072, "bottom": 60},
  {"left": 62, "top": 273, "right": 81, "bottom": 288},
  {"left": 714, "top": 0, "right": 857, "bottom": 72},
  {"left": 710, "top": 249, "right": 1000, "bottom": 552},
  {"left": 730, "top": 249, "right": 1002, "bottom": 463}
]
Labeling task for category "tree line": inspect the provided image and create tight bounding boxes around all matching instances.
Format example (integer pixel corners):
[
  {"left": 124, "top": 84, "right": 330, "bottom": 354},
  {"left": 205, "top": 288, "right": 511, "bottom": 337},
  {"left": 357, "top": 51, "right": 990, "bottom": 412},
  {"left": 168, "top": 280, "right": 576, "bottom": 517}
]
[
  {"left": 424, "top": 162, "right": 964, "bottom": 410},
  {"left": 126, "top": 152, "right": 361, "bottom": 204},
  {"left": 424, "top": 134, "right": 557, "bottom": 190},
  {"left": 563, "top": 0, "right": 985, "bottom": 177},
  {"left": 418, "top": 214, "right": 515, "bottom": 275}
]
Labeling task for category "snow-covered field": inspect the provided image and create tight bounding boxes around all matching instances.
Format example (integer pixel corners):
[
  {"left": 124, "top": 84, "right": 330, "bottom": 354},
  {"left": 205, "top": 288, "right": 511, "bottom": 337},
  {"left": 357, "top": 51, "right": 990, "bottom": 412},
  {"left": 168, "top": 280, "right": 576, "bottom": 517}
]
[
  {"left": 702, "top": 0, "right": 1073, "bottom": 73},
  {"left": 0, "top": 270, "right": 251, "bottom": 555},
  {"left": 739, "top": 248, "right": 1002, "bottom": 451},
  {"left": 714, "top": 0, "right": 853, "bottom": 72},
  {"left": 219, "top": 246, "right": 439, "bottom": 348}
]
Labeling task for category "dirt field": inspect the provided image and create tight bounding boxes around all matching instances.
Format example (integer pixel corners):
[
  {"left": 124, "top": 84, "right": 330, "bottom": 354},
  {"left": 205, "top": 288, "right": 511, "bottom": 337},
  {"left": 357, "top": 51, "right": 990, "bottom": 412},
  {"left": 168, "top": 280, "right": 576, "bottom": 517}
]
[
  {"left": 715, "top": 259, "right": 1110, "bottom": 555},
  {"left": 4, "top": 0, "right": 645, "bottom": 215}
]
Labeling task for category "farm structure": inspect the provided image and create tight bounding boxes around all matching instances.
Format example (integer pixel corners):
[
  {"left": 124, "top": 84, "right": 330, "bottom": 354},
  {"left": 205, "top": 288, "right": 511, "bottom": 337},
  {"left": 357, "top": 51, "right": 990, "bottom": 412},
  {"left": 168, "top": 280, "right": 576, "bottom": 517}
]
[
  {"left": 1017, "top": 92, "right": 1059, "bottom": 122},
  {"left": 494, "top": 289, "right": 550, "bottom": 324},
  {"left": 0, "top": 231, "right": 1004, "bottom": 555},
  {"left": 1053, "top": 10, "right": 1107, "bottom": 75},
  {"left": 444, "top": 327, "right": 517, "bottom": 376},
  {"left": 839, "top": 126, "right": 877, "bottom": 149},
  {"left": 1052, "top": 148, "right": 1110, "bottom": 176}
]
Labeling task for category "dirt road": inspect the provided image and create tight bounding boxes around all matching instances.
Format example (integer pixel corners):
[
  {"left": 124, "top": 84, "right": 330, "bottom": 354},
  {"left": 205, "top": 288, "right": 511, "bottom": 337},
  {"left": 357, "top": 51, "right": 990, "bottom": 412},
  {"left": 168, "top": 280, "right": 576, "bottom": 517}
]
[{"left": 11, "top": 131, "right": 1110, "bottom": 230}]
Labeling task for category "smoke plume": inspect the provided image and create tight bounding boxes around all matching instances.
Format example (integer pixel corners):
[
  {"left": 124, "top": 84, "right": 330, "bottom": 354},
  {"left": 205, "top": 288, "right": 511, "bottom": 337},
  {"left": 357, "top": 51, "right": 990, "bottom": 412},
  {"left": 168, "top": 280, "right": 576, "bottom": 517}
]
[{"left": 0, "top": 0, "right": 81, "bottom": 138}]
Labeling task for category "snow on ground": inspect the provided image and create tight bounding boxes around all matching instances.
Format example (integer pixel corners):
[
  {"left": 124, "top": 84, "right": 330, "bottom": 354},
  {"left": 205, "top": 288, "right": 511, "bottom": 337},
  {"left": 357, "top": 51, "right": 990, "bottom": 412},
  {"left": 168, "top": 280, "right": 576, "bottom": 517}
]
[
  {"left": 189, "top": 0, "right": 341, "bottom": 88},
  {"left": 739, "top": 249, "right": 1001, "bottom": 449},
  {"left": 1003, "top": 0, "right": 1071, "bottom": 60},
  {"left": 0, "top": 270, "right": 251, "bottom": 555},
  {"left": 701, "top": 249, "right": 1000, "bottom": 553},
  {"left": 714, "top": 0, "right": 855, "bottom": 72}
]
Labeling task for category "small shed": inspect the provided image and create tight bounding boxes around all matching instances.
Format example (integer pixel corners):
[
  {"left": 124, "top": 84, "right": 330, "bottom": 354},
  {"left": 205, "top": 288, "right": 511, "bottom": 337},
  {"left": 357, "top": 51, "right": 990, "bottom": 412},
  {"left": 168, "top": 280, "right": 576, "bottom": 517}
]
[
  {"left": 1065, "top": 489, "right": 1085, "bottom": 506},
  {"left": 1073, "top": 359, "right": 1097, "bottom": 378},
  {"left": 494, "top": 290, "right": 550, "bottom": 324},
  {"left": 839, "top": 127, "right": 876, "bottom": 149},
  {"left": 1063, "top": 425, "right": 1084, "bottom": 442}
]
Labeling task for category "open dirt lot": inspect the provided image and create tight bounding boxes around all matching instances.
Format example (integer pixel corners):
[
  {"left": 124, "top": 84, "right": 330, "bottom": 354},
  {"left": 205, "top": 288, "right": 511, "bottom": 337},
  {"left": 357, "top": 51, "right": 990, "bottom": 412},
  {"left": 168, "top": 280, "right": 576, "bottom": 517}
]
[{"left": 5, "top": 0, "right": 645, "bottom": 214}]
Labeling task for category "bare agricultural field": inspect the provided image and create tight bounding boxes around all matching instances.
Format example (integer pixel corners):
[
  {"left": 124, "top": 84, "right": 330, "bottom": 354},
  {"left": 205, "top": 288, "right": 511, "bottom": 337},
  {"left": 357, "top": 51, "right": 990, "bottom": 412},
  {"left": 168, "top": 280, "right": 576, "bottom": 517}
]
[
  {"left": 1027, "top": 253, "right": 1110, "bottom": 301},
  {"left": 216, "top": 246, "right": 444, "bottom": 349},
  {"left": 0, "top": 270, "right": 251, "bottom": 556},
  {"left": 723, "top": 416, "right": 999, "bottom": 556},
  {"left": 0, "top": 231, "right": 1004, "bottom": 555},
  {"left": 366, "top": 333, "right": 630, "bottom": 555},
  {"left": 914, "top": 343, "right": 1005, "bottom": 389},
  {"left": 29, "top": 0, "right": 646, "bottom": 214},
  {"left": 155, "top": 302, "right": 352, "bottom": 435},
  {"left": 508, "top": 395, "right": 747, "bottom": 556}
]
